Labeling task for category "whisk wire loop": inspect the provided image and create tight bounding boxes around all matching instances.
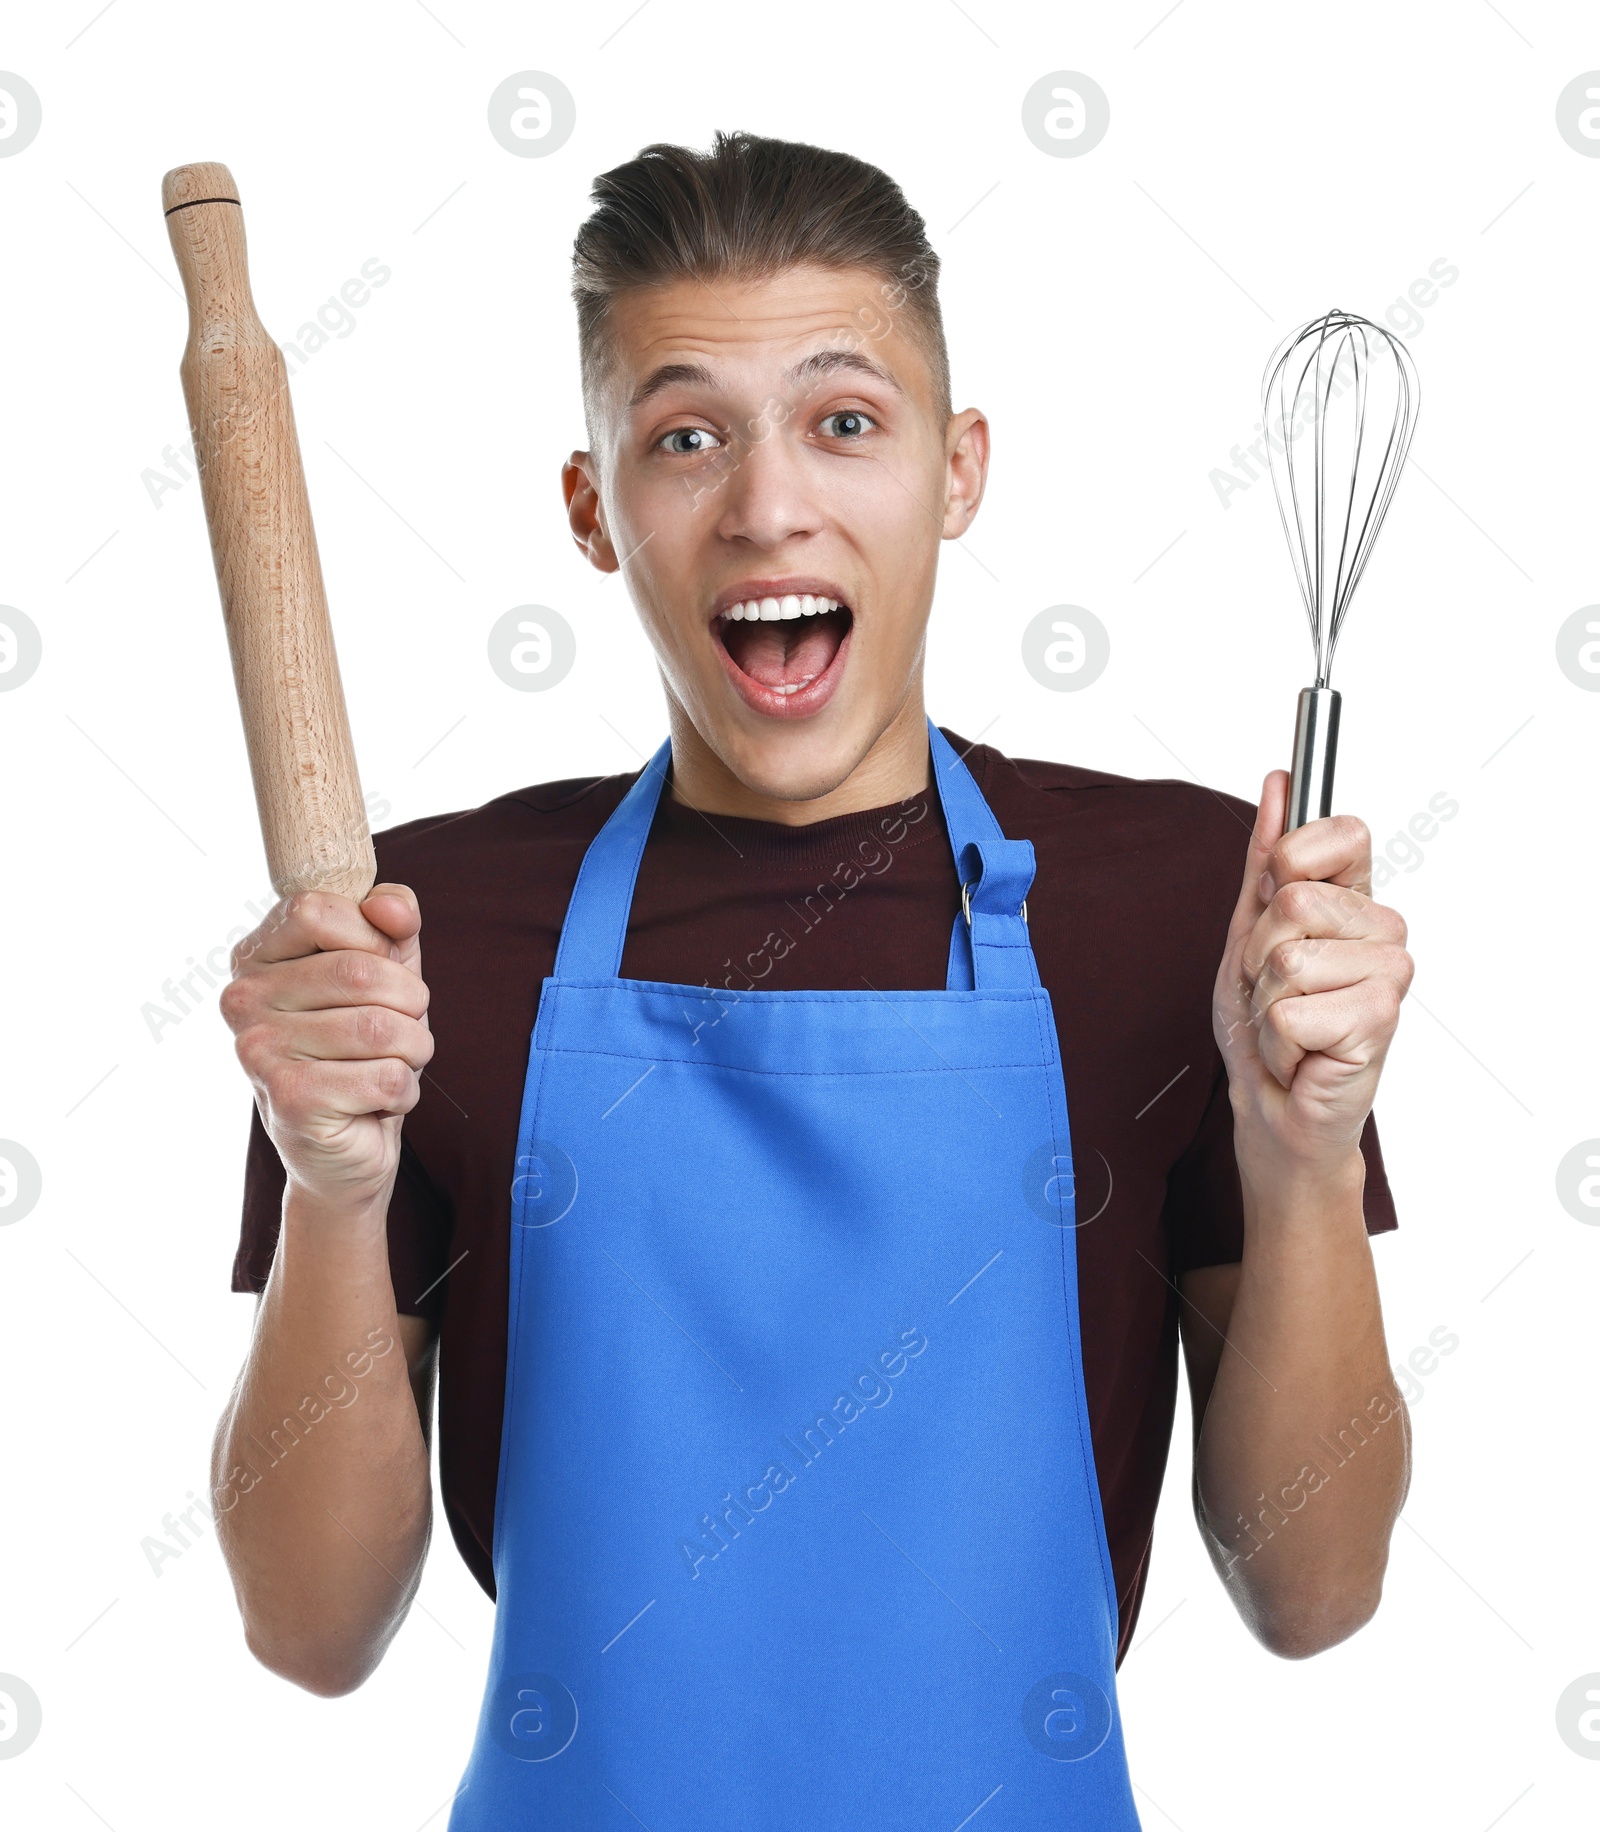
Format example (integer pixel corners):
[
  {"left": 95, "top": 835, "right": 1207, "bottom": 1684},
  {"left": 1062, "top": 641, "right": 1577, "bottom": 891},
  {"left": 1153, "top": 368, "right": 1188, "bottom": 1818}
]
[{"left": 1261, "top": 308, "right": 1419, "bottom": 688}]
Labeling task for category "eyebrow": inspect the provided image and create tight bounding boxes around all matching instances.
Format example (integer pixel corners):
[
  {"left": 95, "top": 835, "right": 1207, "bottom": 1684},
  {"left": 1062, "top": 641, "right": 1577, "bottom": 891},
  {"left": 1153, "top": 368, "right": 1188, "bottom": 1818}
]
[
  {"left": 627, "top": 361, "right": 716, "bottom": 410},
  {"left": 788, "top": 349, "right": 905, "bottom": 396},
  {"left": 626, "top": 347, "right": 905, "bottom": 411}
]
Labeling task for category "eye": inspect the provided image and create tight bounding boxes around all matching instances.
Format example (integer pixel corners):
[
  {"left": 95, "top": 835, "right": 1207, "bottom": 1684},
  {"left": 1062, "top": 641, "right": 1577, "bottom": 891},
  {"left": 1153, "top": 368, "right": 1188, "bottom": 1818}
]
[
  {"left": 819, "top": 410, "right": 875, "bottom": 439},
  {"left": 658, "top": 426, "right": 723, "bottom": 455}
]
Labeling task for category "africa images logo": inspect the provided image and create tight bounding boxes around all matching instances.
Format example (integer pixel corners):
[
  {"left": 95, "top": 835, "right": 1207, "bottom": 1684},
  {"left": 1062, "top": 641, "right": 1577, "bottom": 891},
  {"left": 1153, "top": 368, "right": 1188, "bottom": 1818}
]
[
  {"left": 491, "top": 1672, "right": 579, "bottom": 1763},
  {"left": 677, "top": 1326, "right": 928, "bottom": 1578}
]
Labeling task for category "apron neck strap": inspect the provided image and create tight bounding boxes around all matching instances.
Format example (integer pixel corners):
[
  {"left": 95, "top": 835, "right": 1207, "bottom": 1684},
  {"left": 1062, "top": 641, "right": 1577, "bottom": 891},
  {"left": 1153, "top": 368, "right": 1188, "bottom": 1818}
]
[
  {"left": 929, "top": 723, "right": 1040, "bottom": 992},
  {"left": 552, "top": 721, "right": 1039, "bottom": 991},
  {"left": 552, "top": 742, "right": 673, "bottom": 981}
]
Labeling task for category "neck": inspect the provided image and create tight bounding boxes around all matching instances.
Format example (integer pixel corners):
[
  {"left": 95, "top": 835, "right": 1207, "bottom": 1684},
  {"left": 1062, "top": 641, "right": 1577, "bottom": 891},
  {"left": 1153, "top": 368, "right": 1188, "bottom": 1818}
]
[{"left": 664, "top": 692, "right": 933, "bottom": 824}]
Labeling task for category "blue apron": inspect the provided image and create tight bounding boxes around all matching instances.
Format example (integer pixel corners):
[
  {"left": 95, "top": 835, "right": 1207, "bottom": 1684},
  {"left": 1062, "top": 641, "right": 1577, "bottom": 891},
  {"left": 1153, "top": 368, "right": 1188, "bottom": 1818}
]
[{"left": 448, "top": 720, "right": 1142, "bottom": 1830}]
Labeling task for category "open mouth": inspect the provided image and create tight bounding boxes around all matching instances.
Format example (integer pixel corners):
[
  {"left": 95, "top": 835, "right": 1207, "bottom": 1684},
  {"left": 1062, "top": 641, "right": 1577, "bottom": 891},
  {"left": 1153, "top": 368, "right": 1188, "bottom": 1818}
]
[{"left": 713, "top": 591, "right": 854, "bottom": 717}]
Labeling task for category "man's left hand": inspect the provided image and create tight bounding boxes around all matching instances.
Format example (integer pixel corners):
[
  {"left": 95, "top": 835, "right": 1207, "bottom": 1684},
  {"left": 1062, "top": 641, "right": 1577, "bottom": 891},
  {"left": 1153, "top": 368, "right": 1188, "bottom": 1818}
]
[{"left": 1213, "top": 770, "right": 1414, "bottom": 1185}]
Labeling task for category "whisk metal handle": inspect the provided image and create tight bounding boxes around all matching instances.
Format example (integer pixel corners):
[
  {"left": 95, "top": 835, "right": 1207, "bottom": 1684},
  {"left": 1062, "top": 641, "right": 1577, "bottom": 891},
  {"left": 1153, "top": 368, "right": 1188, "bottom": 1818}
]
[{"left": 1287, "top": 686, "right": 1341, "bottom": 831}]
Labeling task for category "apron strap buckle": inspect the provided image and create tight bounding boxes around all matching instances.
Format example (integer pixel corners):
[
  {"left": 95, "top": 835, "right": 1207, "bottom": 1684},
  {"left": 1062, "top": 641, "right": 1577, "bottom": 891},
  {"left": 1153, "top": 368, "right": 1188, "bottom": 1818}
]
[
  {"left": 951, "top": 837, "right": 1040, "bottom": 991},
  {"left": 961, "top": 879, "right": 1027, "bottom": 926}
]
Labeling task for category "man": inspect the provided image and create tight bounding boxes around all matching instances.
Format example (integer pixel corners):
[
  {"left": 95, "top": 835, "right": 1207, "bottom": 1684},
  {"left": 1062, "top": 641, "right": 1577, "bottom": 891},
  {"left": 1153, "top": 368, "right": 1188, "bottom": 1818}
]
[{"left": 221, "top": 132, "right": 1412, "bottom": 1824}]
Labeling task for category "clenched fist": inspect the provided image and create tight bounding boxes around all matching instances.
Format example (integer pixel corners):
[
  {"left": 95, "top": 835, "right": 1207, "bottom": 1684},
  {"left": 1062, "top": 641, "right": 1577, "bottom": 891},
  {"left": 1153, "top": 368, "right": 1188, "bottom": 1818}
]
[
  {"left": 219, "top": 883, "right": 433, "bottom": 1212},
  {"left": 1214, "top": 771, "right": 1414, "bottom": 1190}
]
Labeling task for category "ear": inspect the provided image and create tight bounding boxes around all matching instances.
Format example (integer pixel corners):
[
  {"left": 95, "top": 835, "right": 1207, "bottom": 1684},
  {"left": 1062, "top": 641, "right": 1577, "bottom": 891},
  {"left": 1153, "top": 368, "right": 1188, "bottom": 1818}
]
[
  {"left": 941, "top": 408, "right": 990, "bottom": 539},
  {"left": 562, "top": 450, "right": 619, "bottom": 573}
]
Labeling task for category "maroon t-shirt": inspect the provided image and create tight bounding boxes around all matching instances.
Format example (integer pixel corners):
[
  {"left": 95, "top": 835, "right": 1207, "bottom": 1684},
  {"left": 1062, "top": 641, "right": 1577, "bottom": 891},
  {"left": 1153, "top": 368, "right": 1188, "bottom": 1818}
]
[{"left": 233, "top": 732, "right": 1397, "bottom": 1663}]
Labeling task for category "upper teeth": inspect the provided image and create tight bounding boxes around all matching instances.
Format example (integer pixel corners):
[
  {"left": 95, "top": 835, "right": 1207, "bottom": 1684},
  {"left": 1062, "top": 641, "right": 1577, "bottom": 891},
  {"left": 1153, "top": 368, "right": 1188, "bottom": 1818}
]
[{"left": 719, "top": 594, "right": 842, "bottom": 621}]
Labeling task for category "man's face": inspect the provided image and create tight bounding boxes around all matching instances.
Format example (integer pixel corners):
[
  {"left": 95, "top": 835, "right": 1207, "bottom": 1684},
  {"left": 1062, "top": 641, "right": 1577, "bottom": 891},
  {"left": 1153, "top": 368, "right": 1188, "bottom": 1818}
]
[{"left": 564, "top": 263, "right": 988, "bottom": 807}]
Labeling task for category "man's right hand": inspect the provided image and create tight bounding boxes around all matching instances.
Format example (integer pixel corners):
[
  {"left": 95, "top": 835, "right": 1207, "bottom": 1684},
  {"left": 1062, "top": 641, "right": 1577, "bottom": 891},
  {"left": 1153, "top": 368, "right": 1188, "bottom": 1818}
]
[{"left": 220, "top": 882, "right": 433, "bottom": 1211}]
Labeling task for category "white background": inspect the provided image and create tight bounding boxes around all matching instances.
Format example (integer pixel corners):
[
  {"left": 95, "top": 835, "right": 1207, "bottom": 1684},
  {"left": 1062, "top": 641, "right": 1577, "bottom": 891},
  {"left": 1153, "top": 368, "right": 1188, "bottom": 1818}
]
[{"left": 1, "top": 1, "right": 1596, "bottom": 1826}]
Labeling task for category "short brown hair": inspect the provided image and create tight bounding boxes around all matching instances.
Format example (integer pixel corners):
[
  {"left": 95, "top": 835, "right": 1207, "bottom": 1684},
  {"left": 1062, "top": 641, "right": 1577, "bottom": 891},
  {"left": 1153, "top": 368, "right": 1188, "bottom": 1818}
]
[{"left": 571, "top": 130, "right": 950, "bottom": 427}]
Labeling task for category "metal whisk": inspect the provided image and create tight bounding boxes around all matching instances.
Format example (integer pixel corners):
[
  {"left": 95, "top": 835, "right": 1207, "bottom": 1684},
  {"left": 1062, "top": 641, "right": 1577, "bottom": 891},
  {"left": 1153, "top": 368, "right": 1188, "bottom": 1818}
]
[{"left": 1261, "top": 308, "right": 1420, "bottom": 830}]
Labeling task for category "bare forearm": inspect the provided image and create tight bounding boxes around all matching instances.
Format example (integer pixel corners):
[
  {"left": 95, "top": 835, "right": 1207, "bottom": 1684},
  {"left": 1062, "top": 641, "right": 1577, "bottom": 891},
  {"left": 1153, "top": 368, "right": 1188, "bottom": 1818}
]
[
  {"left": 213, "top": 1185, "right": 431, "bottom": 1694},
  {"left": 1194, "top": 1153, "right": 1410, "bottom": 1656}
]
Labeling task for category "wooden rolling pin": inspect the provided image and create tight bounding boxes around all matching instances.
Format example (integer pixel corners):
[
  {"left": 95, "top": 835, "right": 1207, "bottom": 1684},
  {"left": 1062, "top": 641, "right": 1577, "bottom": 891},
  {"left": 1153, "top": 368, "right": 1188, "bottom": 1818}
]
[{"left": 163, "top": 161, "right": 375, "bottom": 902}]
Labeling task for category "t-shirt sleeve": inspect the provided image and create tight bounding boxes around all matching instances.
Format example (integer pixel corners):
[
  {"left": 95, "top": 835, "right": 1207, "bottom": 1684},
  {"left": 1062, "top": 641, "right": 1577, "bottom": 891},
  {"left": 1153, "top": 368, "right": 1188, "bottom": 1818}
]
[
  {"left": 1164, "top": 1055, "right": 1399, "bottom": 1273},
  {"left": 230, "top": 1101, "right": 455, "bottom": 1321}
]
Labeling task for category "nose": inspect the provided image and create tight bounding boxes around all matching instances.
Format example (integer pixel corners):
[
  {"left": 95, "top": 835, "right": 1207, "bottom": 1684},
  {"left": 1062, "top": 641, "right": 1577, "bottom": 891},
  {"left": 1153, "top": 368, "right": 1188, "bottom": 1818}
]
[{"left": 710, "top": 422, "right": 825, "bottom": 551}]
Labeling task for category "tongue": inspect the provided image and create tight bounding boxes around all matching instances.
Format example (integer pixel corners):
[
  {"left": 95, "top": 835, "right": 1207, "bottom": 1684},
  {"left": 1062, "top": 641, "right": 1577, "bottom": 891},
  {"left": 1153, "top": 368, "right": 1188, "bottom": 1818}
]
[{"left": 723, "top": 610, "right": 845, "bottom": 689}]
